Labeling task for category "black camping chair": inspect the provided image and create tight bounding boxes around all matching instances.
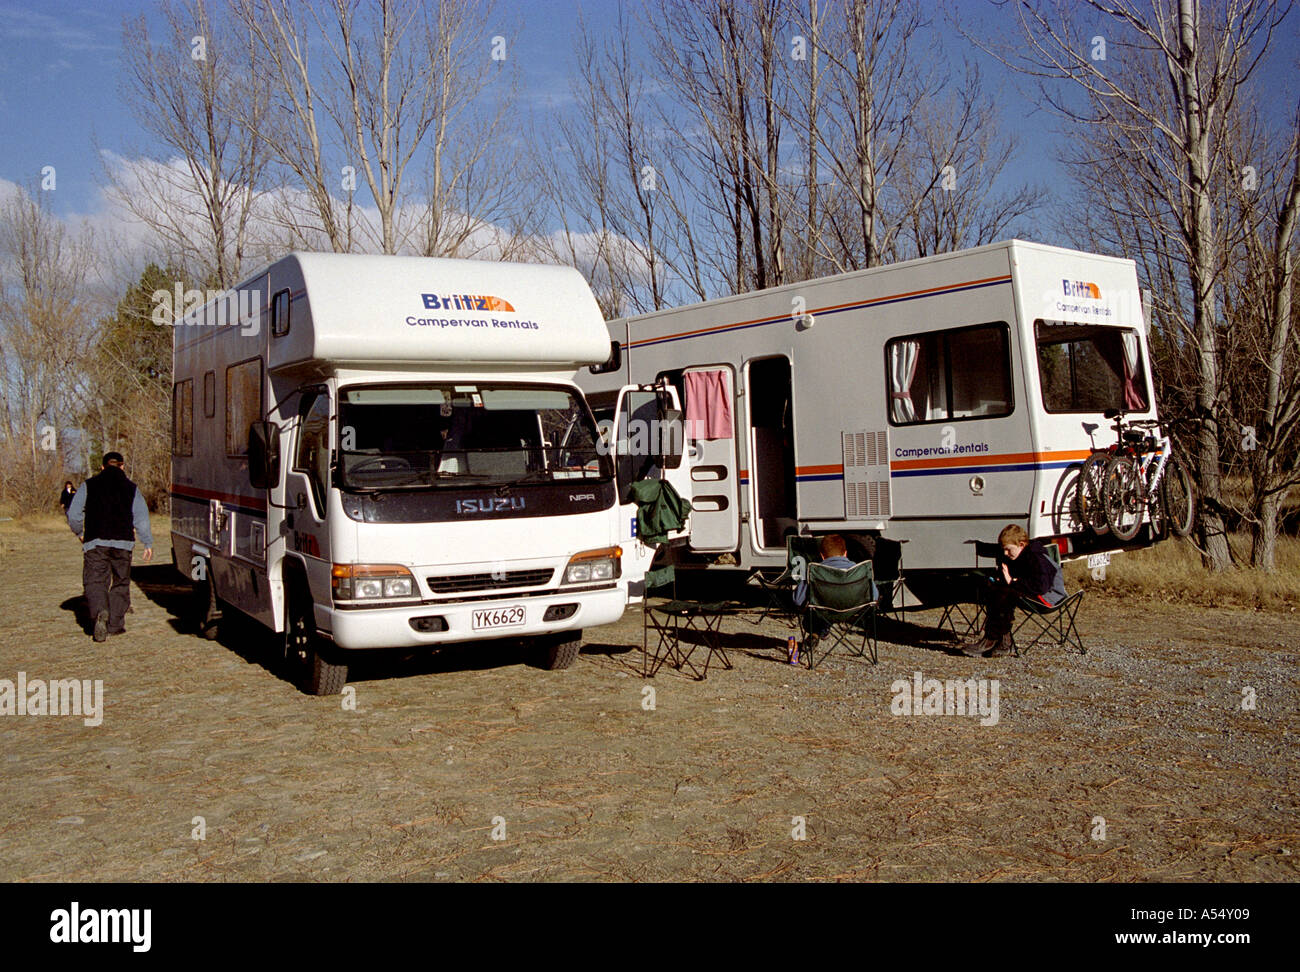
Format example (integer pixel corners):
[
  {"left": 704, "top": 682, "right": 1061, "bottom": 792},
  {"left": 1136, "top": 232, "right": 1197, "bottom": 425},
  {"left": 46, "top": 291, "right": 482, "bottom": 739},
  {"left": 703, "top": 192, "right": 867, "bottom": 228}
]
[
  {"left": 747, "top": 535, "right": 821, "bottom": 629},
  {"left": 799, "top": 560, "right": 879, "bottom": 667},
  {"left": 936, "top": 540, "right": 999, "bottom": 637},
  {"left": 1011, "top": 544, "right": 1087, "bottom": 655},
  {"left": 642, "top": 559, "right": 737, "bottom": 680}
]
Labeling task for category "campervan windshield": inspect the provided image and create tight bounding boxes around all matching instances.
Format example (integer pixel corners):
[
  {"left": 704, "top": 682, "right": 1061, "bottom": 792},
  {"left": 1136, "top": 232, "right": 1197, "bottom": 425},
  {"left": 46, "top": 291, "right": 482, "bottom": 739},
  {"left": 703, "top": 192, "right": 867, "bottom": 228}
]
[
  {"left": 336, "top": 383, "right": 609, "bottom": 490},
  {"left": 1034, "top": 321, "right": 1149, "bottom": 413}
]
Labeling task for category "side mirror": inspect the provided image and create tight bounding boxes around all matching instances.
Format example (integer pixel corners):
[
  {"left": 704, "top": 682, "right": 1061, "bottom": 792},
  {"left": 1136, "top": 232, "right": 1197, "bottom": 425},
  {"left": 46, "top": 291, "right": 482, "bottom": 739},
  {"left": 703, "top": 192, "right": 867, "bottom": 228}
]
[
  {"left": 248, "top": 421, "right": 281, "bottom": 489},
  {"left": 659, "top": 406, "right": 685, "bottom": 469},
  {"left": 589, "top": 340, "right": 623, "bottom": 375}
]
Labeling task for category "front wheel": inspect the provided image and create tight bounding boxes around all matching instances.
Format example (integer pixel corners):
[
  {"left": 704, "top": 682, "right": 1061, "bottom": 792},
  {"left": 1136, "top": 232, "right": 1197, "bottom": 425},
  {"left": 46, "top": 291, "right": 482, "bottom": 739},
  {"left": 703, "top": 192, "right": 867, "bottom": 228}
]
[
  {"left": 1162, "top": 454, "right": 1195, "bottom": 537},
  {"left": 284, "top": 578, "right": 348, "bottom": 695},
  {"left": 1103, "top": 456, "right": 1144, "bottom": 542},
  {"left": 539, "top": 631, "right": 582, "bottom": 670}
]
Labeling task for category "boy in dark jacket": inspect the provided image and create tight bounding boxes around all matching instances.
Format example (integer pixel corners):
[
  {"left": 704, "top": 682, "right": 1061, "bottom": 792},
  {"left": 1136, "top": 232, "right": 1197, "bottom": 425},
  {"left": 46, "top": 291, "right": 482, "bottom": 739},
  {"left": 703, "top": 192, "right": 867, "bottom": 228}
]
[{"left": 959, "top": 524, "right": 1065, "bottom": 658}]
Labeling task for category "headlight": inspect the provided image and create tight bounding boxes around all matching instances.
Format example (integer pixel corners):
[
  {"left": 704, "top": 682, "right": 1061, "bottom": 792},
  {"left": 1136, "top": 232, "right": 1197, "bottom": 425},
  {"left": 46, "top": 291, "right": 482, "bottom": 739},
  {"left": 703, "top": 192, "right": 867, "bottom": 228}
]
[
  {"left": 562, "top": 546, "right": 621, "bottom": 585},
  {"left": 332, "top": 564, "right": 418, "bottom": 601}
]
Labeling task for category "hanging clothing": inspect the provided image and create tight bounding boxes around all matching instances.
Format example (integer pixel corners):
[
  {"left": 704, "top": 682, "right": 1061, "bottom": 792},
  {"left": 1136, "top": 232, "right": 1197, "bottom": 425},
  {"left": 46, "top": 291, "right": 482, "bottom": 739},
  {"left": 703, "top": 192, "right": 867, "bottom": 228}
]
[
  {"left": 629, "top": 478, "right": 692, "bottom": 545},
  {"left": 683, "top": 369, "right": 733, "bottom": 440}
]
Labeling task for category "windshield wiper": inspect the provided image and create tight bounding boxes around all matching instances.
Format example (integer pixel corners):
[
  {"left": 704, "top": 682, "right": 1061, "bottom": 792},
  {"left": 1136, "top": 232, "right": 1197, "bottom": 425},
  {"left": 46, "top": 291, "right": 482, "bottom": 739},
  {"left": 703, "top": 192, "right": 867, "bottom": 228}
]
[{"left": 495, "top": 470, "right": 552, "bottom": 495}]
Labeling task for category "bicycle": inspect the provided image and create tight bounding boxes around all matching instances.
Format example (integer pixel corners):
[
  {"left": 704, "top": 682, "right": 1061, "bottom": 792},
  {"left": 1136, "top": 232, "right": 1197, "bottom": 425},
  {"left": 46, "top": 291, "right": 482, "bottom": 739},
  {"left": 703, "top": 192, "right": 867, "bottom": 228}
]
[
  {"left": 1097, "top": 412, "right": 1195, "bottom": 541},
  {"left": 1067, "top": 410, "right": 1194, "bottom": 541}
]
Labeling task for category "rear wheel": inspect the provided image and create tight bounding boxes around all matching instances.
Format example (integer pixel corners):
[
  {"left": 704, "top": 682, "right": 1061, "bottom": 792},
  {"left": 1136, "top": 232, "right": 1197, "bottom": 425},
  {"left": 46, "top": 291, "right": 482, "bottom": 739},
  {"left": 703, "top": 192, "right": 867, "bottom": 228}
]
[
  {"left": 284, "top": 576, "right": 348, "bottom": 695},
  {"left": 1162, "top": 454, "right": 1195, "bottom": 537},
  {"left": 1077, "top": 452, "right": 1111, "bottom": 534},
  {"left": 194, "top": 566, "right": 221, "bottom": 640},
  {"left": 1103, "top": 456, "right": 1144, "bottom": 541},
  {"left": 539, "top": 631, "right": 582, "bottom": 670}
]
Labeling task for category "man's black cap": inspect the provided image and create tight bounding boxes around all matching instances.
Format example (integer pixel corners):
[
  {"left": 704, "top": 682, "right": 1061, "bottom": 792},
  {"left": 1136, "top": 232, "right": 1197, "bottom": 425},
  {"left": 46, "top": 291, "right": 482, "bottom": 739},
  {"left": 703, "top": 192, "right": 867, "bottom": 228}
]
[{"left": 102, "top": 451, "right": 125, "bottom": 466}]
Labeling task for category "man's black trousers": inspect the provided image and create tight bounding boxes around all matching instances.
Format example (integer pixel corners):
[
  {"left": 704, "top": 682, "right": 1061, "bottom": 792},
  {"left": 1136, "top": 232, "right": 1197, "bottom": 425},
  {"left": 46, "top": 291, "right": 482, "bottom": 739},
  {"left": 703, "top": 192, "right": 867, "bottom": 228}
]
[{"left": 83, "top": 546, "right": 132, "bottom": 632}]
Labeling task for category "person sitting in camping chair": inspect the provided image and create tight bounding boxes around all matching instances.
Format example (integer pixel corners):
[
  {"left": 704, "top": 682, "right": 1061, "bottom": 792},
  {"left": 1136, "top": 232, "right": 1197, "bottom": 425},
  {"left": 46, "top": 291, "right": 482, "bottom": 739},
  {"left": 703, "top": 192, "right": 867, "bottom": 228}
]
[
  {"left": 958, "top": 524, "right": 1066, "bottom": 658},
  {"left": 793, "top": 534, "right": 875, "bottom": 654}
]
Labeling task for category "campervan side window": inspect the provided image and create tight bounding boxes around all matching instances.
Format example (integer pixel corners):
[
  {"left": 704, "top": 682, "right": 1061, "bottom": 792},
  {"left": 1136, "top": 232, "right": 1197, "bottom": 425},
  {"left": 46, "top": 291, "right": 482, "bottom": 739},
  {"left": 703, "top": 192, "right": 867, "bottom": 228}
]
[
  {"left": 172, "top": 379, "right": 193, "bottom": 457},
  {"left": 225, "top": 358, "right": 262, "bottom": 457},
  {"left": 294, "top": 392, "right": 331, "bottom": 513},
  {"left": 203, "top": 370, "right": 216, "bottom": 418},
  {"left": 886, "top": 323, "right": 1012, "bottom": 425},
  {"left": 1035, "top": 321, "right": 1149, "bottom": 413}
]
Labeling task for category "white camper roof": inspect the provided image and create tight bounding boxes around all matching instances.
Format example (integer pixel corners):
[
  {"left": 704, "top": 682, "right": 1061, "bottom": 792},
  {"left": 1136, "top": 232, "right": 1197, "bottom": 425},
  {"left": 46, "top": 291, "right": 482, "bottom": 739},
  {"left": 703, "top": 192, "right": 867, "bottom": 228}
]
[{"left": 268, "top": 252, "right": 610, "bottom": 370}]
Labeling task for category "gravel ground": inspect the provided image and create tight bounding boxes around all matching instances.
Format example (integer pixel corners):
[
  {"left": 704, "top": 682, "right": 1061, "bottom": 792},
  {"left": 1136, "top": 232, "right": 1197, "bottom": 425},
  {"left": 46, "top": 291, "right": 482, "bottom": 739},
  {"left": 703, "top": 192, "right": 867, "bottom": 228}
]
[{"left": 0, "top": 518, "right": 1296, "bottom": 882}]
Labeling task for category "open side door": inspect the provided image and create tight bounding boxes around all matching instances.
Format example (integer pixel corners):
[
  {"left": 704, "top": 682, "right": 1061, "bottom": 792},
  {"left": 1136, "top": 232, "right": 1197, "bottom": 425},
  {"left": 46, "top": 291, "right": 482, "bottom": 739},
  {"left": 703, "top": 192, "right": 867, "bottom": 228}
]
[
  {"left": 681, "top": 365, "right": 739, "bottom": 553},
  {"left": 612, "top": 382, "right": 692, "bottom": 600}
]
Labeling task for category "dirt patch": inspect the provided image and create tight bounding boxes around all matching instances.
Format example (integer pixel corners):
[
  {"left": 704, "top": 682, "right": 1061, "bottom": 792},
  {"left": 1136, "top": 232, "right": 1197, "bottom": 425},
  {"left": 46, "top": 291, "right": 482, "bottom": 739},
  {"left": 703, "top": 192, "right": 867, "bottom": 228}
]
[{"left": 0, "top": 519, "right": 1296, "bottom": 881}]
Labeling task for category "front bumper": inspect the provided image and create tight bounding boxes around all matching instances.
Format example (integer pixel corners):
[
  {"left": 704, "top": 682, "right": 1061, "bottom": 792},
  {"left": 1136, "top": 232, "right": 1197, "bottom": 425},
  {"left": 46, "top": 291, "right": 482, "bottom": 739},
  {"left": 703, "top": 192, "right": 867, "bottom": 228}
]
[{"left": 317, "top": 585, "right": 626, "bottom": 650}]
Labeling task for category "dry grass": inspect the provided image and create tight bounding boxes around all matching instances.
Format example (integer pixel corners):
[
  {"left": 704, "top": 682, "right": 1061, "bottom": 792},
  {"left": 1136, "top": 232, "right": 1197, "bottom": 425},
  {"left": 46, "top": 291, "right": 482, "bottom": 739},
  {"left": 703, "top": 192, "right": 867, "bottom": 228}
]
[{"left": 1068, "top": 533, "right": 1300, "bottom": 612}]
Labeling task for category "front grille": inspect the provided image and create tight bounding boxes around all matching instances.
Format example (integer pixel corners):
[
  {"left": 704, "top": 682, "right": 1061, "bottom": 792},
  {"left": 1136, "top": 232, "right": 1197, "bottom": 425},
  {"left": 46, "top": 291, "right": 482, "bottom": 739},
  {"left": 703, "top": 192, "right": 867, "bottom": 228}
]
[{"left": 425, "top": 568, "right": 554, "bottom": 594}]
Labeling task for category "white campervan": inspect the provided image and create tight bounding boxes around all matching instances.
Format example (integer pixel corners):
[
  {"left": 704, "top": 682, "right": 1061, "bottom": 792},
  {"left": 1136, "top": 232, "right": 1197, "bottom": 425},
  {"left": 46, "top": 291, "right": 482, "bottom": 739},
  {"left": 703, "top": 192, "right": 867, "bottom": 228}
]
[
  {"left": 170, "top": 252, "right": 664, "bottom": 694},
  {"left": 578, "top": 240, "right": 1170, "bottom": 605}
]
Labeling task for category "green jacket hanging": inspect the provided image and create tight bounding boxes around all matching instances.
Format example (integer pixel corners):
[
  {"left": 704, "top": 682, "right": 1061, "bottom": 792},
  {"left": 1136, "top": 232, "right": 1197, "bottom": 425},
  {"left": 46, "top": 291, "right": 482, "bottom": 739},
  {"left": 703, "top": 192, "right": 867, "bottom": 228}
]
[{"left": 628, "top": 478, "right": 692, "bottom": 546}]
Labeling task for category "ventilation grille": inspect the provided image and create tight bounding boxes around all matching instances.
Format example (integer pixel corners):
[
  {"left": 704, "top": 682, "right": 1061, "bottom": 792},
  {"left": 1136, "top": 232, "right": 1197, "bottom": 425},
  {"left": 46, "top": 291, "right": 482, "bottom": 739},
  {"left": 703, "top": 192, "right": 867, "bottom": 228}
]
[
  {"left": 843, "top": 430, "right": 891, "bottom": 519},
  {"left": 426, "top": 568, "right": 553, "bottom": 594}
]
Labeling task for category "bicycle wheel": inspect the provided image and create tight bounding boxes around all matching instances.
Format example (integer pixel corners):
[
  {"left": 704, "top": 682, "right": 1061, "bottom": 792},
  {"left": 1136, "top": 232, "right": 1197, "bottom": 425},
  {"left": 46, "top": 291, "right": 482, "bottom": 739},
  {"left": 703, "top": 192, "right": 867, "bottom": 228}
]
[
  {"left": 1162, "top": 454, "right": 1195, "bottom": 537},
  {"left": 1103, "top": 455, "right": 1144, "bottom": 541},
  {"left": 1077, "top": 451, "right": 1111, "bottom": 534},
  {"left": 1052, "top": 466, "right": 1086, "bottom": 534},
  {"left": 1147, "top": 471, "right": 1168, "bottom": 539}
]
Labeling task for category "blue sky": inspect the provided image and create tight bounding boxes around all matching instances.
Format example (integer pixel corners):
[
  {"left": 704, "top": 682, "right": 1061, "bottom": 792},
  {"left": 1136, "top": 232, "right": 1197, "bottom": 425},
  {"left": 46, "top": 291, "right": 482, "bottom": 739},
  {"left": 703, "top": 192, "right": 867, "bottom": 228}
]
[{"left": 0, "top": 0, "right": 1296, "bottom": 237}]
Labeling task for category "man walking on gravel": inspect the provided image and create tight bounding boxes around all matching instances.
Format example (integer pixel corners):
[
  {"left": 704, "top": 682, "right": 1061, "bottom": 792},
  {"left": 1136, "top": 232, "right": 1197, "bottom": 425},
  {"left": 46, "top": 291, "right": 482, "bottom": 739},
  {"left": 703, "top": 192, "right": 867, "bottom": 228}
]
[{"left": 66, "top": 452, "right": 153, "bottom": 642}]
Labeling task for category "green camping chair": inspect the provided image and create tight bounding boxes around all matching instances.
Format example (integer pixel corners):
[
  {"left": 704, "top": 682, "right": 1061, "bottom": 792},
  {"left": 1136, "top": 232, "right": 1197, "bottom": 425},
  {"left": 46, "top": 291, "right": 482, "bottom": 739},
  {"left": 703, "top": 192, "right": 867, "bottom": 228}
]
[
  {"left": 642, "top": 561, "right": 736, "bottom": 680},
  {"left": 800, "top": 560, "right": 879, "bottom": 667}
]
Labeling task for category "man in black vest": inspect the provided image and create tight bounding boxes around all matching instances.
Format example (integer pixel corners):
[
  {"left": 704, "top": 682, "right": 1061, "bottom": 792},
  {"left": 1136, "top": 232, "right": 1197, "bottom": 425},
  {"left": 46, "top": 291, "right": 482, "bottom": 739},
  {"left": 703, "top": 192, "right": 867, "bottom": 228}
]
[{"left": 66, "top": 452, "right": 154, "bottom": 642}]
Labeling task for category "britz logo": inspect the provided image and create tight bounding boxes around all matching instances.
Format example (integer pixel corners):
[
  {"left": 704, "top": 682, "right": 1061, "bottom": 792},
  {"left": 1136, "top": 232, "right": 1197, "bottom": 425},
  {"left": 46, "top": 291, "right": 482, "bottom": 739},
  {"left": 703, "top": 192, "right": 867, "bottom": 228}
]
[
  {"left": 1062, "top": 279, "right": 1101, "bottom": 299},
  {"left": 455, "top": 497, "right": 526, "bottom": 514},
  {"left": 422, "top": 293, "right": 516, "bottom": 312}
]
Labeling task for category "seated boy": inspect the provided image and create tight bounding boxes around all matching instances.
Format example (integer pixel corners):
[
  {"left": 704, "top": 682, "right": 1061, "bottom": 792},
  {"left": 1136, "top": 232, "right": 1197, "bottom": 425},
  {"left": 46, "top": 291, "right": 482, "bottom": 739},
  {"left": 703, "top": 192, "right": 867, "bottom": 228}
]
[
  {"left": 959, "top": 524, "right": 1066, "bottom": 658},
  {"left": 794, "top": 534, "right": 875, "bottom": 650}
]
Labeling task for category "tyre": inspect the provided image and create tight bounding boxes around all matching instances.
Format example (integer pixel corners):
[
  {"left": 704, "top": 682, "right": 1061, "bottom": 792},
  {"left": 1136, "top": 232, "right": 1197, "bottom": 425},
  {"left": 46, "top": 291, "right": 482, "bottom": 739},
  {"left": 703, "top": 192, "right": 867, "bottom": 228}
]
[
  {"left": 1162, "top": 454, "right": 1195, "bottom": 537},
  {"left": 1077, "top": 452, "right": 1111, "bottom": 534},
  {"left": 540, "top": 631, "right": 582, "bottom": 670},
  {"left": 1103, "top": 456, "right": 1143, "bottom": 542},
  {"left": 284, "top": 576, "right": 348, "bottom": 695},
  {"left": 1052, "top": 467, "right": 1086, "bottom": 534},
  {"left": 195, "top": 568, "right": 221, "bottom": 640},
  {"left": 1147, "top": 478, "right": 1169, "bottom": 540}
]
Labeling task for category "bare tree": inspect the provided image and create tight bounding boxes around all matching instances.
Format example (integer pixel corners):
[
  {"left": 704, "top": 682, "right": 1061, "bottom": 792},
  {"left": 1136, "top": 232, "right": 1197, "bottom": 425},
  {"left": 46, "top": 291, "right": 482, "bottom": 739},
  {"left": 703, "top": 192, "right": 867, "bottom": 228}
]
[
  {"left": 0, "top": 187, "right": 97, "bottom": 512},
  {"left": 996, "top": 0, "right": 1292, "bottom": 571},
  {"left": 114, "top": 0, "right": 270, "bottom": 287}
]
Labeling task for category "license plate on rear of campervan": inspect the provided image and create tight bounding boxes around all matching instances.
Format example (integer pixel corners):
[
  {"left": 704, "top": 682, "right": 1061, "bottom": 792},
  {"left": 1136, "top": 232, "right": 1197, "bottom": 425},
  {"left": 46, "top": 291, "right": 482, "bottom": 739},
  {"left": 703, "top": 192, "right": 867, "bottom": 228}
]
[
  {"left": 472, "top": 605, "right": 526, "bottom": 630},
  {"left": 1087, "top": 552, "right": 1111, "bottom": 569}
]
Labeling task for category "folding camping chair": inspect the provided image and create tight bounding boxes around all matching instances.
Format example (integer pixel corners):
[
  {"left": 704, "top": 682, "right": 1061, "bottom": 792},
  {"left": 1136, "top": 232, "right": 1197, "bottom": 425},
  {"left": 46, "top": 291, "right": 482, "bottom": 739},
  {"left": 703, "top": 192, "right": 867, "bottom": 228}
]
[
  {"left": 1010, "top": 544, "right": 1087, "bottom": 655},
  {"left": 642, "top": 560, "right": 736, "bottom": 680},
  {"left": 745, "top": 535, "right": 821, "bottom": 628},
  {"left": 799, "top": 560, "right": 879, "bottom": 667},
  {"left": 936, "top": 540, "right": 999, "bottom": 637}
]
